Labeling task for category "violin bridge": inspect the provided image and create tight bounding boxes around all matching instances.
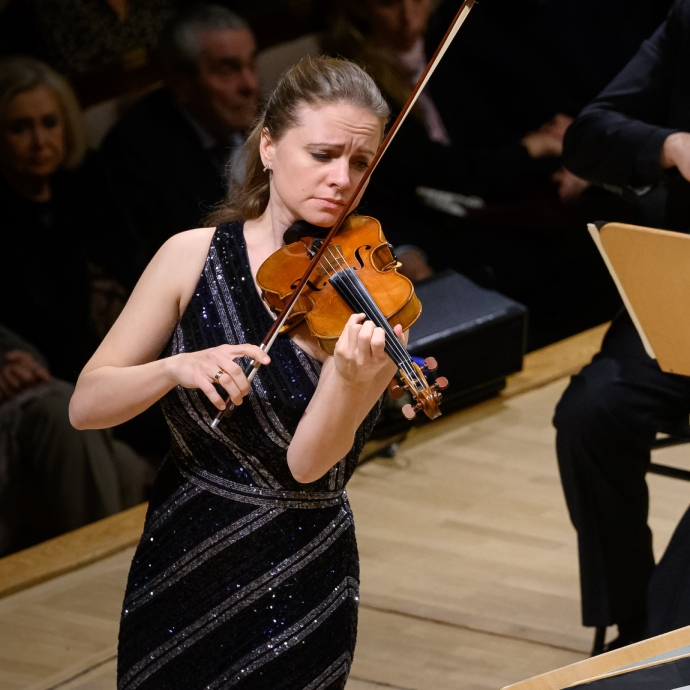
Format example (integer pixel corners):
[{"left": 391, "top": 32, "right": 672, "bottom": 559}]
[{"left": 316, "top": 243, "right": 344, "bottom": 277}]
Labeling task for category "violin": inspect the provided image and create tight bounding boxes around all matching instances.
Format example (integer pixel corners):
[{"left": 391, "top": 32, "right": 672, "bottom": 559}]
[
  {"left": 209, "top": 0, "right": 475, "bottom": 429},
  {"left": 257, "top": 215, "right": 448, "bottom": 420}
]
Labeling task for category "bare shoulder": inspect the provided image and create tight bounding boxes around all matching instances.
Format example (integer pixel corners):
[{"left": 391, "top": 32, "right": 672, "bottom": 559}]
[
  {"left": 156, "top": 227, "right": 216, "bottom": 267},
  {"left": 149, "top": 227, "right": 217, "bottom": 317}
]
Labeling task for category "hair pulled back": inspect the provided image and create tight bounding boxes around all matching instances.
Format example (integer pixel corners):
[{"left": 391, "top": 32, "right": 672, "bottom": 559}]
[{"left": 207, "top": 56, "right": 390, "bottom": 224}]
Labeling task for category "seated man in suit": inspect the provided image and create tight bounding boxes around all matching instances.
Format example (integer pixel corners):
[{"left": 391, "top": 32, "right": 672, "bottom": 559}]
[
  {"left": 101, "top": 4, "right": 258, "bottom": 259},
  {"left": 555, "top": 0, "right": 690, "bottom": 651}
]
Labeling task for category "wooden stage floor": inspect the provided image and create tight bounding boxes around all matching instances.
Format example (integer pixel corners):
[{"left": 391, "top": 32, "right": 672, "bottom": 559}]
[{"left": 2, "top": 366, "right": 690, "bottom": 688}]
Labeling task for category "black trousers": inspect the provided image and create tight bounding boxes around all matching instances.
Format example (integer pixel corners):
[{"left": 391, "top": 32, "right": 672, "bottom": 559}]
[{"left": 553, "top": 312, "right": 690, "bottom": 629}]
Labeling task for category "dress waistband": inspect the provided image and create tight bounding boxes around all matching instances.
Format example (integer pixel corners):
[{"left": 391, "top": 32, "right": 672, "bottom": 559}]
[{"left": 175, "top": 460, "right": 346, "bottom": 510}]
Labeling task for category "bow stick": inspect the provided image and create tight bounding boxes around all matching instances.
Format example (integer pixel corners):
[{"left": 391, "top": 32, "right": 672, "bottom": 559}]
[{"left": 211, "top": 0, "right": 475, "bottom": 428}]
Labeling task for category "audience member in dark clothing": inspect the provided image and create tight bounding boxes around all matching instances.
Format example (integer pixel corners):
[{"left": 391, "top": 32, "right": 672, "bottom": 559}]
[
  {"left": 0, "top": 57, "right": 166, "bottom": 460},
  {"left": 101, "top": 4, "right": 258, "bottom": 259},
  {"left": 428, "top": 0, "right": 673, "bottom": 201},
  {"left": 0, "top": 323, "right": 150, "bottom": 556},
  {"left": 555, "top": 0, "right": 690, "bottom": 649},
  {"left": 0, "top": 0, "right": 176, "bottom": 79},
  {"left": 0, "top": 57, "right": 143, "bottom": 382}
]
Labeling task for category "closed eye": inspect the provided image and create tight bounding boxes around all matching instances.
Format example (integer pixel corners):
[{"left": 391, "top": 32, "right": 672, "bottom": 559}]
[{"left": 311, "top": 152, "right": 330, "bottom": 162}]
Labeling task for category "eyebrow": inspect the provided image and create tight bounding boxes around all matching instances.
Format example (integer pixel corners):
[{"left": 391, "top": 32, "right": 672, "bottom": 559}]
[
  {"left": 214, "top": 52, "right": 257, "bottom": 68},
  {"left": 307, "top": 142, "right": 377, "bottom": 156}
]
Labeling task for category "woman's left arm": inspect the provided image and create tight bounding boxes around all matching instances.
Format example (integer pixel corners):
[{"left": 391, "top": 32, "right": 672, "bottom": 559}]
[{"left": 287, "top": 315, "right": 401, "bottom": 484}]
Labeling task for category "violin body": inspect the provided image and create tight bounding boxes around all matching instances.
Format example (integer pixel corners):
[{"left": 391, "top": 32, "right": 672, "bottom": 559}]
[{"left": 257, "top": 215, "right": 422, "bottom": 356}]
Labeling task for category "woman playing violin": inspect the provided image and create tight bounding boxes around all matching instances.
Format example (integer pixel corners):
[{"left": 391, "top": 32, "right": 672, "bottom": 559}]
[{"left": 69, "top": 57, "right": 405, "bottom": 690}]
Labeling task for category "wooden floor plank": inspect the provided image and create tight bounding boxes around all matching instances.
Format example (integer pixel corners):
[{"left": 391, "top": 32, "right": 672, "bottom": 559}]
[
  {"left": 0, "top": 507, "right": 145, "bottom": 600},
  {"left": 0, "top": 550, "right": 131, "bottom": 690},
  {"left": 349, "top": 608, "right": 584, "bottom": 690},
  {"left": 51, "top": 658, "right": 117, "bottom": 690}
]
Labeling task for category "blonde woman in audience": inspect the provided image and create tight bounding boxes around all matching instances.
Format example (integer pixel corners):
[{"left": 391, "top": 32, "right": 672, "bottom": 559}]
[{"left": 0, "top": 56, "right": 142, "bottom": 381}]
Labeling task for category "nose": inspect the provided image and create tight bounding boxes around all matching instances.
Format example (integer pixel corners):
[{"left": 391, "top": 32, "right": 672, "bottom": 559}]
[
  {"left": 240, "top": 66, "right": 259, "bottom": 94},
  {"left": 329, "top": 158, "right": 351, "bottom": 191},
  {"left": 32, "top": 123, "right": 50, "bottom": 149},
  {"left": 401, "top": 0, "right": 414, "bottom": 26}
]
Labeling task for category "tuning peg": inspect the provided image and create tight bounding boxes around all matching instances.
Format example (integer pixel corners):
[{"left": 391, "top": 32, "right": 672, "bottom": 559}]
[
  {"left": 434, "top": 376, "right": 449, "bottom": 391},
  {"left": 423, "top": 356, "right": 438, "bottom": 372},
  {"left": 402, "top": 403, "right": 418, "bottom": 420},
  {"left": 387, "top": 381, "right": 404, "bottom": 400}
]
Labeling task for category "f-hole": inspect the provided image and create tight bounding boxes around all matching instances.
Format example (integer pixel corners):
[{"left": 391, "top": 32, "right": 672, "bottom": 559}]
[{"left": 354, "top": 244, "right": 372, "bottom": 269}]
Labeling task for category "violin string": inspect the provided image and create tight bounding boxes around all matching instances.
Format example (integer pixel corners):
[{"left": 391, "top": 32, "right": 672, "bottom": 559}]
[
  {"left": 321, "top": 247, "right": 422, "bottom": 388},
  {"left": 326, "top": 246, "right": 422, "bottom": 386},
  {"left": 324, "top": 246, "right": 422, "bottom": 387},
  {"left": 327, "top": 247, "right": 413, "bottom": 372},
  {"left": 319, "top": 248, "right": 423, "bottom": 390}
]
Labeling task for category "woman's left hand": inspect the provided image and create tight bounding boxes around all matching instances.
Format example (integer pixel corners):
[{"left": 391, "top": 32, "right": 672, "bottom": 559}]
[{"left": 333, "top": 314, "right": 403, "bottom": 385}]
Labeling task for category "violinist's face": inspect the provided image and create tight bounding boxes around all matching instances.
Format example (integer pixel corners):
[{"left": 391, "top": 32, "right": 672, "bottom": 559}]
[{"left": 261, "top": 102, "right": 383, "bottom": 228}]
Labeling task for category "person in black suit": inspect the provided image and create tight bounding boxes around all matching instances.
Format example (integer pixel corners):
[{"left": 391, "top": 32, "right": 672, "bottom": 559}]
[
  {"left": 555, "top": 0, "right": 690, "bottom": 651},
  {"left": 101, "top": 4, "right": 258, "bottom": 260}
]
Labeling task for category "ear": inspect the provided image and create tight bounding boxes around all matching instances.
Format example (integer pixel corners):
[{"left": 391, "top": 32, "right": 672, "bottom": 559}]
[{"left": 259, "top": 127, "right": 273, "bottom": 169}]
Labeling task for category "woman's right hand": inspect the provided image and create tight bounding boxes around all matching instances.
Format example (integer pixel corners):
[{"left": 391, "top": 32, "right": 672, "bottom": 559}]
[{"left": 166, "top": 344, "right": 270, "bottom": 410}]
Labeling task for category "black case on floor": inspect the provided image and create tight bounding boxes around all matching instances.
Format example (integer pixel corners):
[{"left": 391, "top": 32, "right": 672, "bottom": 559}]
[{"left": 375, "top": 270, "right": 527, "bottom": 436}]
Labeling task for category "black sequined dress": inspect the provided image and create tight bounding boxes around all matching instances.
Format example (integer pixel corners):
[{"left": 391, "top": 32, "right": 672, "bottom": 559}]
[{"left": 117, "top": 223, "right": 381, "bottom": 690}]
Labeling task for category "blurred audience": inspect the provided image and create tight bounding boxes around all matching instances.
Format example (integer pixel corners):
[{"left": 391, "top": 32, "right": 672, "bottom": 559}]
[
  {"left": 0, "top": 56, "right": 168, "bottom": 465},
  {"left": 316, "top": 0, "right": 658, "bottom": 347},
  {"left": 101, "top": 4, "right": 259, "bottom": 259},
  {"left": 322, "top": 0, "right": 581, "bottom": 206},
  {"left": 0, "top": 0, "right": 176, "bottom": 80},
  {"left": 0, "top": 56, "right": 143, "bottom": 383},
  {"left": 429, "top": 0, "right": 673, "bottom": 203},
  {"left": 0, "top": 322, "right": 151, "bottom": 556}
]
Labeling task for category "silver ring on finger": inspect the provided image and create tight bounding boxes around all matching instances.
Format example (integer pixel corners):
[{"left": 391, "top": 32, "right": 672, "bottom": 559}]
[{"left": 214, "top": 369, "right": 226, "bottom": 384}]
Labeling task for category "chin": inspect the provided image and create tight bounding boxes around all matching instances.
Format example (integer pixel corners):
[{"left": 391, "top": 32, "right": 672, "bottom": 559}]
[
  {"left": 302, "top": 209, "right": 341, "bottom": 228},
  {"left": 27, "top": 163, "right": 60, "bottom": 177}
]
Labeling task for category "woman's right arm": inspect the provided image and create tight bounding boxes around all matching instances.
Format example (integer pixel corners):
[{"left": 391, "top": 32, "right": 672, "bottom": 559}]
[{"left": 69, "top": 228, "right": 269, "bottom": 430}]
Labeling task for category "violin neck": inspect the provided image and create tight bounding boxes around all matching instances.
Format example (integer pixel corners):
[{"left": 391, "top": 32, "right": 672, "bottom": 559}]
[{"left": 328, "top": 268, "right": 413, "bottom": 371}]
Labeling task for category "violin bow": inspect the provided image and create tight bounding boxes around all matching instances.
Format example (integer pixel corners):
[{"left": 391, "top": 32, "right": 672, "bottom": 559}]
[{"left": 211, "top": 0, "right": 475, "bottom": 428}]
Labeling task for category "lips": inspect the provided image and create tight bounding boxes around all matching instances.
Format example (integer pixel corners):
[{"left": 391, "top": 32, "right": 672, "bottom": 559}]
[{"left": 316, "top": 198, "right": 345, "bottom": 208}]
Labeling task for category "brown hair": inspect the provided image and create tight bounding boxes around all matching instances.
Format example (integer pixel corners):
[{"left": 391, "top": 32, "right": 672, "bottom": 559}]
[
  {"left": 0, "top": 56, "right": 88, "bottom": 168},
  {"left": 207, "top": 56, "right": 390, "bottom": 225}
]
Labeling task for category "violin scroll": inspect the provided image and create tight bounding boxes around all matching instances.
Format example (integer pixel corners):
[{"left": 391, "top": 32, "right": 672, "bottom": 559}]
[
  {"left": 396, "top": 361, "right": 448, "bottom": 421},
  {"left": 388, "top": 355, "right": 447, "bottom": 420}
]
